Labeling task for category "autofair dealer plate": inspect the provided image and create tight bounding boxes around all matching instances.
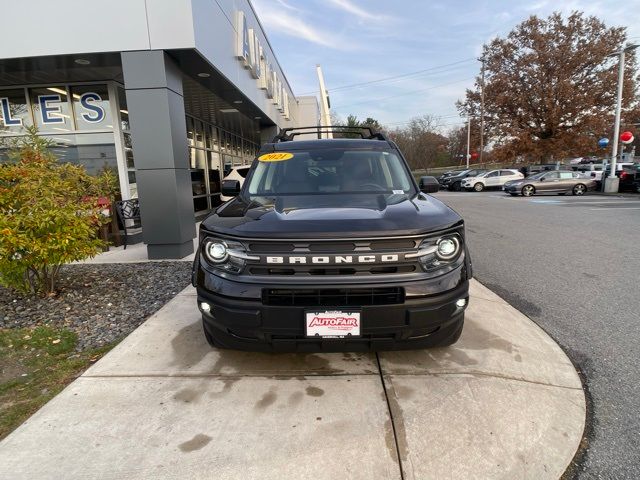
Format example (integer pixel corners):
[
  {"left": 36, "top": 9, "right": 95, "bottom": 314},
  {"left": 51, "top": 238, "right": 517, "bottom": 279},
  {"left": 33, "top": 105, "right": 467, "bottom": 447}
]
[{"left": 305, "top": 311, "right": 361, "bottom": 338}]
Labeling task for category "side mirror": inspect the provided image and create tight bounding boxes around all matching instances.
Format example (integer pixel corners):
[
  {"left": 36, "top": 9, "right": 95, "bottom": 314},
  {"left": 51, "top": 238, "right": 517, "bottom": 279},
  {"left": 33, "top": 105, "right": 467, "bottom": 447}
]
[
  {"left": 539, "top": 177, "right": 545, "bottom": 182},
  {"left": 419, "top": 176, "right": 439, "bottom": 193},
  {"left": 221, "top": 179, "right": 241, "bottom": 197}
]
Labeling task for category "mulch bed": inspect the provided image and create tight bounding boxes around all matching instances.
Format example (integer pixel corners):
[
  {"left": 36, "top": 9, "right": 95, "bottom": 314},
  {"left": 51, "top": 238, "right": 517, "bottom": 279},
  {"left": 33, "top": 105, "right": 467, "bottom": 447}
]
[{"left": 0, "top": 262, "right": 192, "bottom": 351}]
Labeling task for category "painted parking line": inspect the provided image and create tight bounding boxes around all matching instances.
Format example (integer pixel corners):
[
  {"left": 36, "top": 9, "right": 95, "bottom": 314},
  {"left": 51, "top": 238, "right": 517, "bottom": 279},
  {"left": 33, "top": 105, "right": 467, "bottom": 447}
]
[
  {"left": 529, "top": 199, "right": 564, "bottom": 204},
  {"left": 589, "top": 207, "right": 640, "bottom": 211}
]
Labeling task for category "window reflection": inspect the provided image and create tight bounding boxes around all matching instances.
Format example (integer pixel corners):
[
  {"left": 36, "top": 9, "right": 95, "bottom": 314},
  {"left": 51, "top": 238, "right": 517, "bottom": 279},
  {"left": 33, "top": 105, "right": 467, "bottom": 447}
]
[
  {"left": 0, "top": 89, "right": 32, "bottom": 134},
  {"left": 30, "top": 86, "right": 72, "bottom": 133}
]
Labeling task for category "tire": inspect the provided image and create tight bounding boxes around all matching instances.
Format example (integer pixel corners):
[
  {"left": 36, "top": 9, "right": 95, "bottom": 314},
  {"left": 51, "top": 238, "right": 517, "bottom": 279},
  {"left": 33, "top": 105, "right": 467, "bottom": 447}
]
[
  {"left": 521, "top": 184, "right": 535, "bottom": 196},
  {"left": 572, "top": 183, "right": 587, "bottom": 196},
  {"left": 473, "top": 182, "right": 484, "bottom": 192},
  {"left": 451, "top": 181, "right": 462, "bottom": 191},
  {"left": 202, "top": 318, "right": 227, "bottom": 349}
]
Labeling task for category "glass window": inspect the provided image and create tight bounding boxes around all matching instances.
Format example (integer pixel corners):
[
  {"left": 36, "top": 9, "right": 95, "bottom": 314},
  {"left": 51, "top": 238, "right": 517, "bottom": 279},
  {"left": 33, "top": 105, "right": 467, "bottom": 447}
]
[
  {"left": 195, "top": 120, "right": 204, "bottom": 148},
  {"left": 209, "top": 126, "right": 218, "bottom": 151},
  {"left": 30, "top": 86, "right": 72, "bottom": 133},
  {"left": 70, "top": 85, "right": 112, "bottom": 131},
  {"left": 208, "top": 151, "right": 221, "bottom": 193},
  {"left": 40, "top": 132, "right": 118, "bottom": 176},
  {"left": 544, "top": 172, "right": 560, "bottom": 179},
  {"left": 118, "top": 88, "right": 129, "bottom": 131},
  {"left": 128, "top": 171, "right": 137, "bottom": 198},
  {"left": 0, "top": 88, "right": 32, "bottom": 134},
  {"left": 122, "top": 132, "right": 134, "bottom": 169},
  {"left": 247, "top": 148, "right": 415, "bottom": 198},
  {"left": 560, "top": 172, "right": 573, "bottom": 179},
  {"left": 191, "top": 169, "right": 206, "bottom": 196},
  {"left": 186, "top": 117, "right": 195, "bottom": 147},
  {"left": 485, "top": 171, "right": 499, "bottom": 177}
]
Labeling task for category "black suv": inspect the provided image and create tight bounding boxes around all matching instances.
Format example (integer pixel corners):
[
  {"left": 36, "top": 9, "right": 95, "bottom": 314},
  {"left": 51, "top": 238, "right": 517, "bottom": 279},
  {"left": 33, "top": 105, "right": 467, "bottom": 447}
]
[
  {"left": 192, "top": 126, "right": 471, "bottom": 352},
  {"left": 439, "top": 168, "right": 488, "bottom": 191}
]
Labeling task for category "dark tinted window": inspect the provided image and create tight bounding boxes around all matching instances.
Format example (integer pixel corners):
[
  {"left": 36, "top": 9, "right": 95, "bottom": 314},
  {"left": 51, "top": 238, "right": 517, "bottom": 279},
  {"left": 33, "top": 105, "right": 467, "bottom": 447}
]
[
  {"left": 247, "top": 148, "right": 415, "bottom": 197},
  {"left": 237, "top": 167, "right": 250, "bottom": 178}
]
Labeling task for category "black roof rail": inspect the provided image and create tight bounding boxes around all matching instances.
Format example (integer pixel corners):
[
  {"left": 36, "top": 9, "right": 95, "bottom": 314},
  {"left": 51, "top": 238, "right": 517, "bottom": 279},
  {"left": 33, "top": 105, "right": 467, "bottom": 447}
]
[{"left": 272, "top": 125, "right": 388, "bottom": 143}]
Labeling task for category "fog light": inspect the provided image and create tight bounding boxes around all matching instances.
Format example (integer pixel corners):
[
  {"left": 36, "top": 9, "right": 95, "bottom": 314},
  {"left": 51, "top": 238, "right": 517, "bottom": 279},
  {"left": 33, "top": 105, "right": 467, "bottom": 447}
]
[
  {"left": 200, "top": 302, "right": 211, "bottom": 312},
  {"left": 456, "top": 298, "right": 467, "bottom": 308}
]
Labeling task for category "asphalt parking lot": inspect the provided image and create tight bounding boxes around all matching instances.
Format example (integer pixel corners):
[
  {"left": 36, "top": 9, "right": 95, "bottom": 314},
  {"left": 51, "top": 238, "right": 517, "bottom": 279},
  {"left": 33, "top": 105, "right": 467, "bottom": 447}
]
[{"left": 434, "top": 190, "right": 640, "bottom": 479}]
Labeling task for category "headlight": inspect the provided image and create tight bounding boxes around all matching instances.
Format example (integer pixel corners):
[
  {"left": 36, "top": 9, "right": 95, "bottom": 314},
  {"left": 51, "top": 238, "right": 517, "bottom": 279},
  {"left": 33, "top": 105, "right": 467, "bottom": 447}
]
[
  {"left": 436, "top": 236, "right": 460, "bottom": 260},
  {"left": 409, "top": 233, "right": 464, "bottom": 274},
  {"left": 204, "top": 241, "right": 228, "bottom": 263},
  {"left": 201, "top": 237, "right": 258, "bottom": 274}
]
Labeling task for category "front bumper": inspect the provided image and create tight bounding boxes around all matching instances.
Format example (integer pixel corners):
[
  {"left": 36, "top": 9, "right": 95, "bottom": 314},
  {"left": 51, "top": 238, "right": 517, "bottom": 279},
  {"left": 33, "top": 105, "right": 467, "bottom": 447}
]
[
  {"left": 503, "top": 184, "right": 520, "bottom": 193},
  {"left": 194, "top": 264, "right": 469, "bottom": 352}
]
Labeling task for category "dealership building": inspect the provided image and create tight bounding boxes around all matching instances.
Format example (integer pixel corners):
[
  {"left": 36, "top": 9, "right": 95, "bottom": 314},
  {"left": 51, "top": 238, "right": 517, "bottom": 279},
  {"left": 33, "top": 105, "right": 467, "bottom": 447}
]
[{"left": 0, "top": 0, "right": 319, "bottom": 259}]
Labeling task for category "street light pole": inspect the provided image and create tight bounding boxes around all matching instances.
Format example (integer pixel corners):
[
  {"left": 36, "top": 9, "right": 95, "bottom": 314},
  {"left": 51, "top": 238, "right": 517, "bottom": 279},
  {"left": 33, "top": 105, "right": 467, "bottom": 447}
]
[
  {"left": 605, "top": 43, "right": 638, "bottom": 193},
  {"left": 466, "top": 114, "right": 471, "bottom": 169},
  {"left": 479, "top": 56, "right": 485, "bottom": 163}
]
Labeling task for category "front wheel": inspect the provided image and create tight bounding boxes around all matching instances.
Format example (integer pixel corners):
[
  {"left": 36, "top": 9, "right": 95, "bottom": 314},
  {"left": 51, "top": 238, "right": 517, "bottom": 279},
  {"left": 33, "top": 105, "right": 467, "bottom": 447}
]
[
  {"left": 572, "top": 183, "right": 586, "bottom": 196},
  {"left": 473, "top": 182, "right": 484, "bottom": 192},
  {"left": 521, "top": 185, "right": 535, "bottom": 196},
  {"left": 451, "top": 181, "right": 462, "bottom": 191}
]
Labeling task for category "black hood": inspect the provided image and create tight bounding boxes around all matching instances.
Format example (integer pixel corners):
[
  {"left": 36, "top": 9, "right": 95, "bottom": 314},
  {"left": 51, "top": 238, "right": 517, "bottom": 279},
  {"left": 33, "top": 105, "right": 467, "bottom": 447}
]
[{"left": 201, "top": 194, "right": 463, "bottom": 239}]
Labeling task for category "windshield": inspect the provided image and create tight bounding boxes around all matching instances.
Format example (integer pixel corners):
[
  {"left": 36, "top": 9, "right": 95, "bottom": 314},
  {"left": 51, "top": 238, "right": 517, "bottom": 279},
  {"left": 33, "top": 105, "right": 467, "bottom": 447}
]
[
  {"left": 245, "top": 148, "right": 416, "bottom": 199},
  {"left": 527, "top": 172, "right": 547, "bottom": 180}
]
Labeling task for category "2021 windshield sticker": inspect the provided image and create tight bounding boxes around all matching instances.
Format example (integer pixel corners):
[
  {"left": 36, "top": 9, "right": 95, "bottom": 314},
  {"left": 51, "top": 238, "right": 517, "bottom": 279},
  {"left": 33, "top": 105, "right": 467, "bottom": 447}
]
[{"left": 258, "top": 152, "right": 294, "bottom": 162}]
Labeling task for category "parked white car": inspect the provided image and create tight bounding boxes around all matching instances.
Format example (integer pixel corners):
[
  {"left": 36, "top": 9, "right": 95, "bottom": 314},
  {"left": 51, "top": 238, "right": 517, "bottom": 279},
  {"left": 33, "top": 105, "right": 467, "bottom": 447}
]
[
  {"left": 462, "top": 169, "right": 524, "bottom": 192},
  {"left": 220, "top": 165, "right": 251, "bottom": 202}
]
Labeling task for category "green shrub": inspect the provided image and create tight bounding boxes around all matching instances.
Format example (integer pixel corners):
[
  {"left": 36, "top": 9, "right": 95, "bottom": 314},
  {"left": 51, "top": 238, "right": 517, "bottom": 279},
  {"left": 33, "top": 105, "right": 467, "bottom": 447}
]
[{"left": 0, "top": 127, "right": 113, "bottom": 295}]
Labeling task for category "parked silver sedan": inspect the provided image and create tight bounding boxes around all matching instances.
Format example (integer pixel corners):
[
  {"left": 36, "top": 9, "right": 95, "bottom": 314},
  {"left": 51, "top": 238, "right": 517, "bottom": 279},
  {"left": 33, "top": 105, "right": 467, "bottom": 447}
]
[{"left": 503, "top": 171, "right": 597, "bottom": 196}]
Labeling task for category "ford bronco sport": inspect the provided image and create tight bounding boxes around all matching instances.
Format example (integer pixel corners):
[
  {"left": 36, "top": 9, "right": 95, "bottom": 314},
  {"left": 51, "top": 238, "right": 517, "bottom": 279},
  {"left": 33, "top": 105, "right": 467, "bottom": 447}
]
[{"left": 192, "top": 126, "right": 471, "bottom": 352}]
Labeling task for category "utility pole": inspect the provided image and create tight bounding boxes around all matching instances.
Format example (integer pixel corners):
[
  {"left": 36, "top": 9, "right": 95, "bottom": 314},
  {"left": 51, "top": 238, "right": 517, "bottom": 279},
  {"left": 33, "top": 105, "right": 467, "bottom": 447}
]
[
  {"left": 605, "top": 43, "right": 639, "bottom": 192},
  {"left": 316, "top": 64, "right": 333, "bottom": 139},
  {"left": 466, "top": 113, "right": 471, "bottom": 169},
  {"left": 479, "top": 56, "right": 485, "bottom": 164}
]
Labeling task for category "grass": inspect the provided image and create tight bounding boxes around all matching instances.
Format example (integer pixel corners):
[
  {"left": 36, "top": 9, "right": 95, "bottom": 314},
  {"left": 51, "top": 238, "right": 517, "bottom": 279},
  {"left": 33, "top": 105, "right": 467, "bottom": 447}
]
[{"left": 0, "top": 326, "right": 114, "bottom": 440}]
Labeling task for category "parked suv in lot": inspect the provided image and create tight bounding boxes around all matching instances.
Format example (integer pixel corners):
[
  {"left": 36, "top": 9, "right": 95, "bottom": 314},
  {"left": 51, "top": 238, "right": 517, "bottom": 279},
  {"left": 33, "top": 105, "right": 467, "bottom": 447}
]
[
  {"left": 439, "top": 168, "right": 488, "bottom": 191},
  {"left": 462, "top": 169, "right": 523, "bottom": 191},
  {"left": 192, "top": 126, "right": 471, "bottom": 352}
]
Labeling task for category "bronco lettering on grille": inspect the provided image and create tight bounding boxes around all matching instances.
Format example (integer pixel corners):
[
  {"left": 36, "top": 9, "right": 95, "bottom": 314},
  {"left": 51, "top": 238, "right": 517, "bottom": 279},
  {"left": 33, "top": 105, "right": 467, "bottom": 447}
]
[{"left": 265, "top": 254, "right": 400, "bottom": 264}]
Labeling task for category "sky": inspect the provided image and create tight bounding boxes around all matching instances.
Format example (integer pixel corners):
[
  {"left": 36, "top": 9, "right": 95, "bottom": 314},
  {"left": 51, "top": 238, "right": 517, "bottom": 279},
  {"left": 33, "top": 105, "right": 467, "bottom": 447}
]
[{"left": 251, "top": 0, "right": 640, "bottom": 132}]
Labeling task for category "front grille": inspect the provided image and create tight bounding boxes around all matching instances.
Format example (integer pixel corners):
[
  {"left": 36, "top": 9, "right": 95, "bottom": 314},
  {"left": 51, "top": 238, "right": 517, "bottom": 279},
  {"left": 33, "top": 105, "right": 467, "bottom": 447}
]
[
  {"left": 244, "top": 237, "right": 422, "bottom": 277},
  {"left": 262, "top": 287, "right": 405, "bottom": 307},
  {"left": 249, "top": 265, "right": 416, "bottom": 276}
]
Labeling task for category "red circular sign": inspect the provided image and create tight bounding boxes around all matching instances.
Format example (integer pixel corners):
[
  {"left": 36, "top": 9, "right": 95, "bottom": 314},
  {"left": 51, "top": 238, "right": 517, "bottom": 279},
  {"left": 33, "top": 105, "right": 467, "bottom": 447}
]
[
  {"left": 620, "top": 131, "right": 634, "bottom": 144},
  {"left": 471, "top": 152, "right": 479, "bottom": 160}
]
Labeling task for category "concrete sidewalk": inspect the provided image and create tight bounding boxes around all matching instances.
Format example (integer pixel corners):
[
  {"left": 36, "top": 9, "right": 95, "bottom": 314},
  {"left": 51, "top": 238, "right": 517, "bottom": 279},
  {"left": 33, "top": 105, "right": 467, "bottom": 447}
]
[{"left": 0, "top": 280, "right": 585, "bottom": 480}]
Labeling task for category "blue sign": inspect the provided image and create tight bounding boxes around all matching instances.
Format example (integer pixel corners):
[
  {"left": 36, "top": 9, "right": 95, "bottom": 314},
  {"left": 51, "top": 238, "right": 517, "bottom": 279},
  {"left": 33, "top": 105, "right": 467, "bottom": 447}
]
[
  {"left": 0, "top": 97, "right": 22, "bottom": 126},
  {"left": 79, "top": 92, "right": 105, "bottom": 123},
  {"left": 598, "top": 137, "right": 609, "bottom": 148},
  {"left": 38, "top": 94, "right": 65, "bottom": 124}
]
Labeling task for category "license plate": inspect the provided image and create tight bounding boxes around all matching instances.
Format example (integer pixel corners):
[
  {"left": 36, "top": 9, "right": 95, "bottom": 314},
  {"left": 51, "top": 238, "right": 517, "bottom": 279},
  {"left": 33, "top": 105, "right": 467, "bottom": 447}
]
[{"left": 305, "top": 311, "right": 361, "bottom": 338}]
